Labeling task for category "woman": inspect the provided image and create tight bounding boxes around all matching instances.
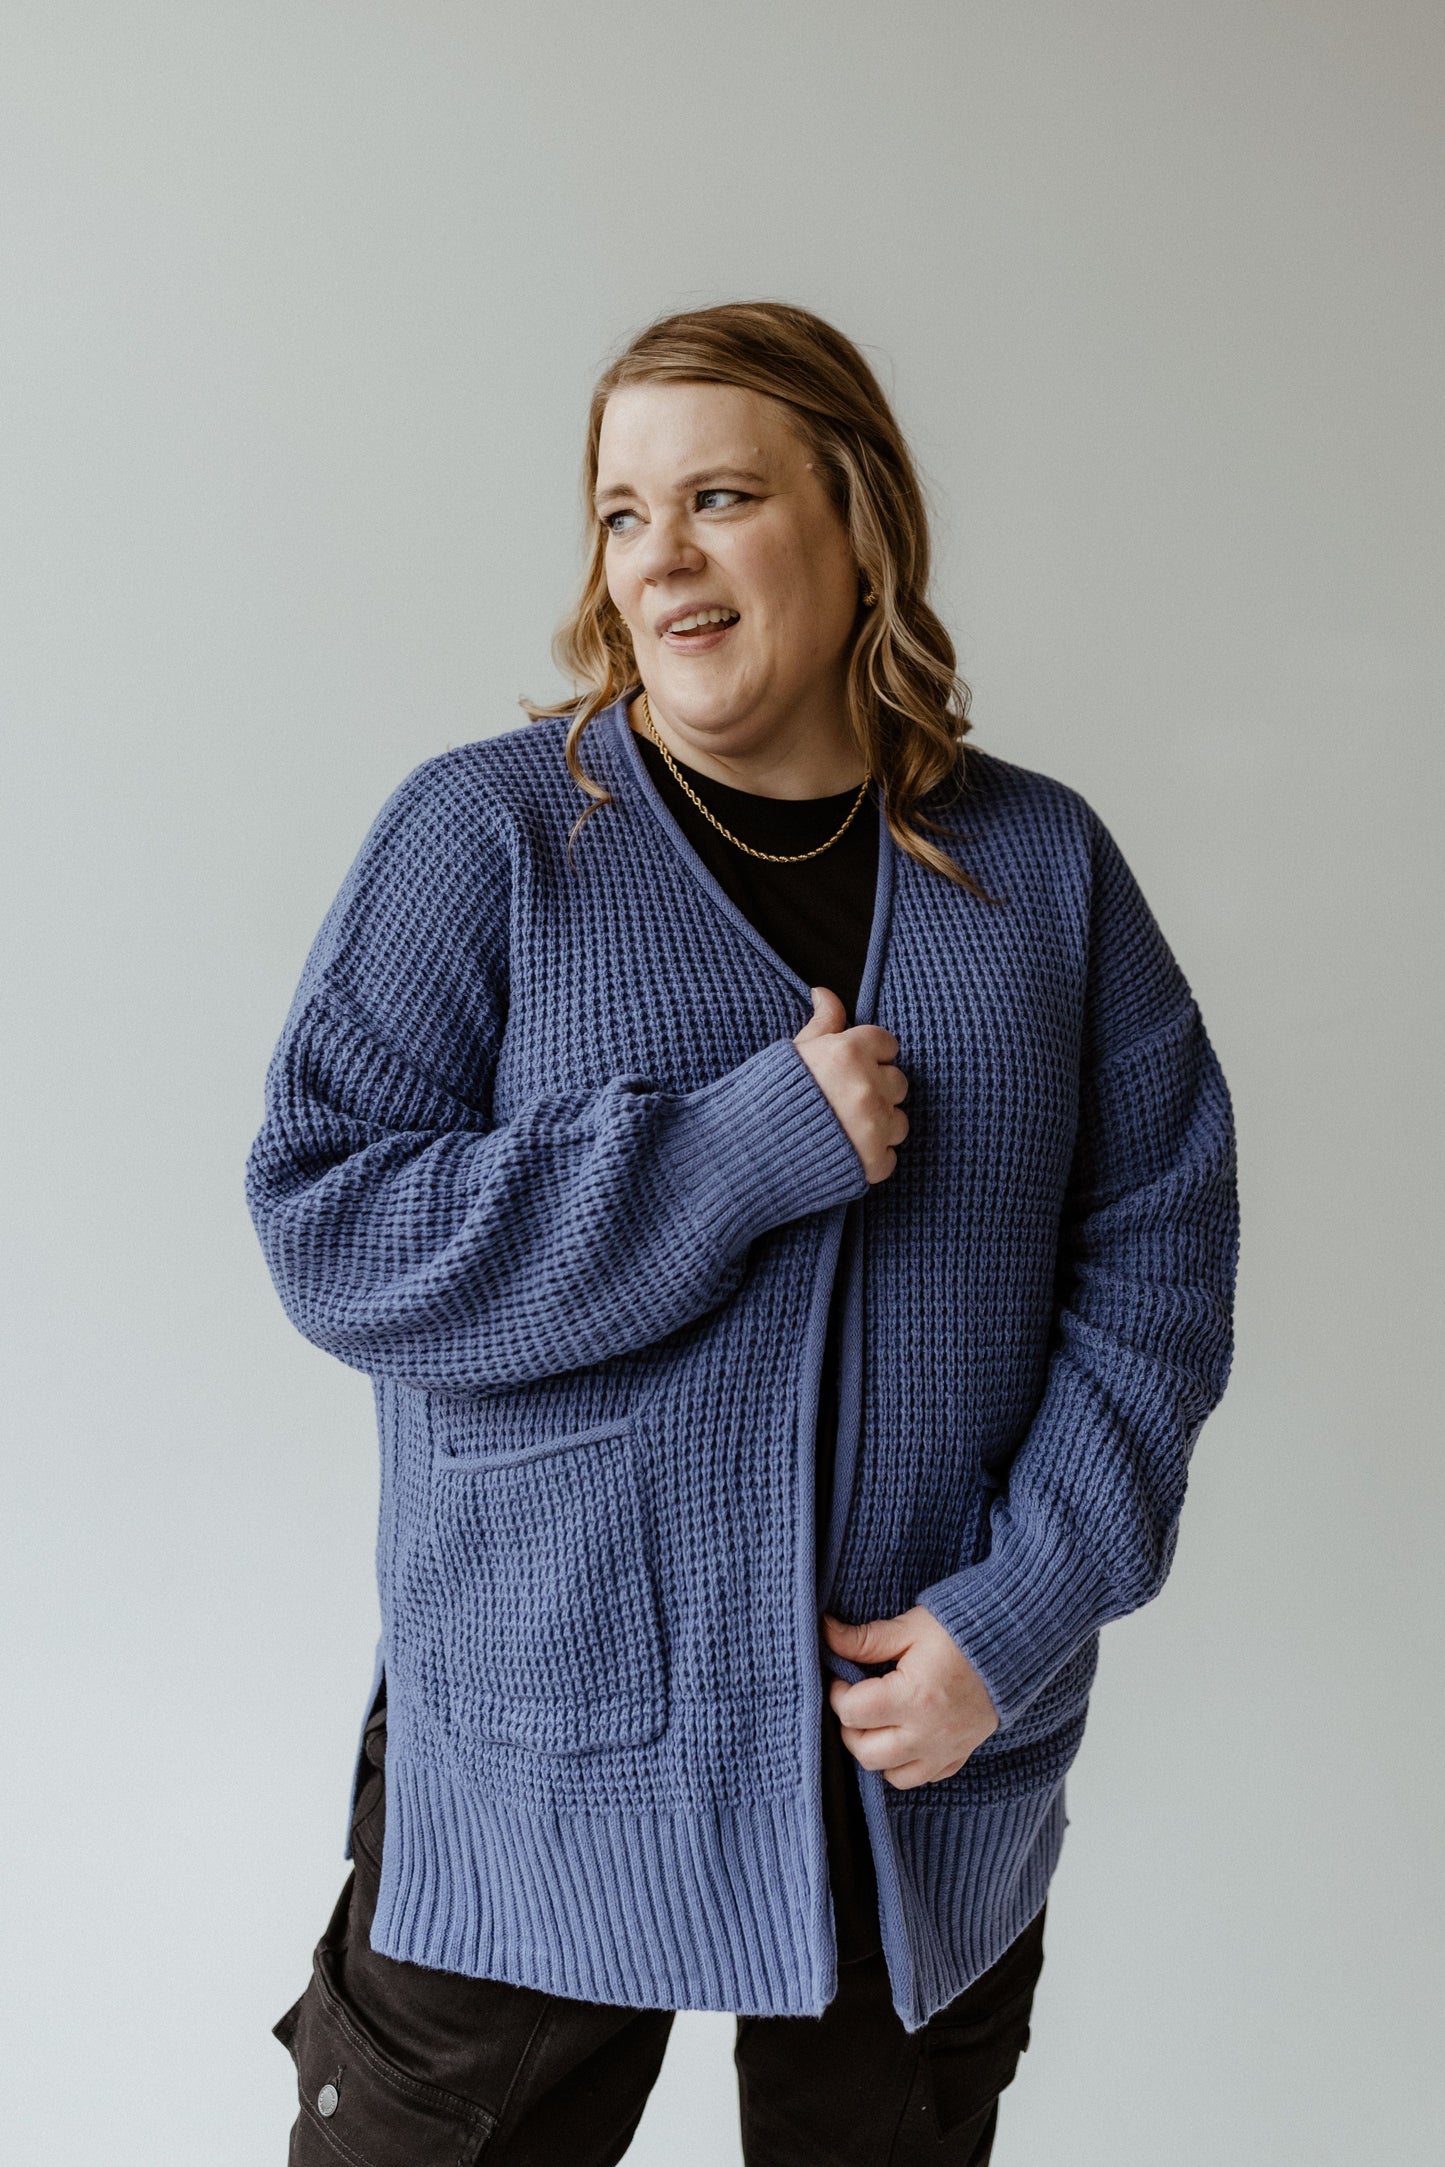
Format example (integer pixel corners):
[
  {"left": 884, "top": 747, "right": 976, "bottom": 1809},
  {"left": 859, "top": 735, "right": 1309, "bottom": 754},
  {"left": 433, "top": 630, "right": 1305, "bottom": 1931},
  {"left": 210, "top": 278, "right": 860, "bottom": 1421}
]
[{"left": 248, "top": 301, "right": 1238, "bottom": 2164}]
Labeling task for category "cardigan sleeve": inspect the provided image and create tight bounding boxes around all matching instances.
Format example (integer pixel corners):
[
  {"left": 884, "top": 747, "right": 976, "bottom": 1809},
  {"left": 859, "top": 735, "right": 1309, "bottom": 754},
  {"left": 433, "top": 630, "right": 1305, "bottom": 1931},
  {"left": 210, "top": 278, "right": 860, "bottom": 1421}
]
[
  {"left": 914, "top": 815, "right": 1239, "bottom": 1731},
  {"left": 244, "top": 756, "right": 869, "bottom": 1393}
]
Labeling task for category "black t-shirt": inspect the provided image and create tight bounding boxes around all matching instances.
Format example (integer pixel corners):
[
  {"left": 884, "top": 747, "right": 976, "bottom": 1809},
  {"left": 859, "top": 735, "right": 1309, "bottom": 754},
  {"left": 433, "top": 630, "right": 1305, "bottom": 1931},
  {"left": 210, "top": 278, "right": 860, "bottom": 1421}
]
[{"left": 634, "top": 724, "right": 884, "bottom": 1964}]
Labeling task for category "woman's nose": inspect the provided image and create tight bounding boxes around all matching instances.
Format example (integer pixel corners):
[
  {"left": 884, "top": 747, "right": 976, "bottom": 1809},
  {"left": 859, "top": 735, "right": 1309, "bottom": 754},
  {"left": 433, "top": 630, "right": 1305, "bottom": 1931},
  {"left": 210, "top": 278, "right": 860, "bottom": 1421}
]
[{"left": 635, "top": 512, "right": 705, "bottom": 585}]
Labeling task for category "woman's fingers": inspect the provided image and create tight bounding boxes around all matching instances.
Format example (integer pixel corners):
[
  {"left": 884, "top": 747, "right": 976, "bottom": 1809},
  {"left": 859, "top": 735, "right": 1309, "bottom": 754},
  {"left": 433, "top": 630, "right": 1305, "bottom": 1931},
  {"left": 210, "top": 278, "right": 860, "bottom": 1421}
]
[
  {"left": 875, "top": 1760, "right": 934, "bottom": 1791},
  {"left": 836, "top": 1725, "right": 958, "bottom": 1789},
  {"left": 828, "top": 1673, "right": 901, "bottom": 1728},
  {"left": 837, "top": 1721, "right": 911, "bottom": 1771},
  {"left": 793, "top": 1009, "right": 910, "bottom": 1183},
  {"left": 825, "top": 1607, "right": 998, "bottom": 1789},
  {"left": 851, "top": 1023, "right": 899, "bottom": 1063}
]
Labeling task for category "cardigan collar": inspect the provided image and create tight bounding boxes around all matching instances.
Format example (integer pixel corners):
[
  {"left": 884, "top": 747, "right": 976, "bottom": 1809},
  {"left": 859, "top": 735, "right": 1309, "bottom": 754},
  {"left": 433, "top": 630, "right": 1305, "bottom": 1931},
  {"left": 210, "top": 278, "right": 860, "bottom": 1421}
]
[{"left": 605, "top": 690, "right": 897, "bottom": 1031}]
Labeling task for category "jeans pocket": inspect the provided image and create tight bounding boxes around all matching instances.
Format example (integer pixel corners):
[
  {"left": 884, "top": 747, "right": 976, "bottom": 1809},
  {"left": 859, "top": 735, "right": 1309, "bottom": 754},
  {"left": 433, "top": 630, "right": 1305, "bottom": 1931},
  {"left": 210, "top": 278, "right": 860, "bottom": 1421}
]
[
  {"left": 273, "top": 1946, "right": 495, "bottom": 2166},
  {"left": 348, "top": 1788, "right": 384, "bottom": 1874},
  {"left": 412, "top": 1415, "right": 668, "bottom": 1755},
  {"left": 921, "top": 1979, "right": 1038, "bottom": 2140}
]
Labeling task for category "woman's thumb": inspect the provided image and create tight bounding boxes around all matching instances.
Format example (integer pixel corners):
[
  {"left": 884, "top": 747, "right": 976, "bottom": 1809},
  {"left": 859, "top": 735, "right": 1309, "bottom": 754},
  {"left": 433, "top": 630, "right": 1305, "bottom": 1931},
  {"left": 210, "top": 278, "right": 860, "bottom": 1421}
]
[
  {"left": 795, "top": 985, "right": 847, "bottom": 1041},
  {"left": 822, "top": 1610, "right": 911, "bottom": 1664}
]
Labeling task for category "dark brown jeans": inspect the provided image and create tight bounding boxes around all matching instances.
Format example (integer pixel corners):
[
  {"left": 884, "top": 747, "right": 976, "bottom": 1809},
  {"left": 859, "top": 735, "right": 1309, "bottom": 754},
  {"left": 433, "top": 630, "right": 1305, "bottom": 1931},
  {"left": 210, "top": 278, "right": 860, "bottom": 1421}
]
[{"left": 274, "top": 1703, "right": 1046, "bottom": 2165}]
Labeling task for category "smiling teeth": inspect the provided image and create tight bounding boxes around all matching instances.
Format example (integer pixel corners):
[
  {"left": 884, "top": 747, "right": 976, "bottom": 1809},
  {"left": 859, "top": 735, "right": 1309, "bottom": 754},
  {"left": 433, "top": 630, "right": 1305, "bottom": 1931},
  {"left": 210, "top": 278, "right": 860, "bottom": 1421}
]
[{"left": 669, "top": 609, "right": 739, "bottom": 632}]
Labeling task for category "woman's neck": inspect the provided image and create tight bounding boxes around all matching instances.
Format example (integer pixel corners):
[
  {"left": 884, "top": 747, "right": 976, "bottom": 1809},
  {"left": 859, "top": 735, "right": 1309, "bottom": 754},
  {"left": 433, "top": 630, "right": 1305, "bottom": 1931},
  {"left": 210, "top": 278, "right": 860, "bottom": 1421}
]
[{"left": 628, "top": 690, "right": 866, "bottom": 800}]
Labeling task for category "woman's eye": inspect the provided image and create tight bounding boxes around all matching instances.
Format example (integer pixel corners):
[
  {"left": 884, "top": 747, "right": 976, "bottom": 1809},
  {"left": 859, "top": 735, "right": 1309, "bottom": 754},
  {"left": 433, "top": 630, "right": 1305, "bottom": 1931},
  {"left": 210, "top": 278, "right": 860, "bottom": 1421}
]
[{"left": 601, "top": 489, "right": 749, "bottom": 535}]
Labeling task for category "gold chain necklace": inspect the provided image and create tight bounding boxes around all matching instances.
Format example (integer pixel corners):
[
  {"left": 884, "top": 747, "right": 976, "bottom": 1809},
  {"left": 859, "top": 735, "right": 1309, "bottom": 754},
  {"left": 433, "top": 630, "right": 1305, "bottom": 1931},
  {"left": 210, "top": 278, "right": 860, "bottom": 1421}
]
[{"left": 635, "top": 690, "right": 871, "bottom": 866}]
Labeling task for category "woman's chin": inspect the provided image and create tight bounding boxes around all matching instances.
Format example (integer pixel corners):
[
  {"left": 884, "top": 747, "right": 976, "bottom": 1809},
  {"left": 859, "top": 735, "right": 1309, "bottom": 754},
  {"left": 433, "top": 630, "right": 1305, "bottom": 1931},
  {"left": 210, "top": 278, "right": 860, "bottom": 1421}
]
[{"left": 644, "top": 670, "right": 755, "bottom": 733}]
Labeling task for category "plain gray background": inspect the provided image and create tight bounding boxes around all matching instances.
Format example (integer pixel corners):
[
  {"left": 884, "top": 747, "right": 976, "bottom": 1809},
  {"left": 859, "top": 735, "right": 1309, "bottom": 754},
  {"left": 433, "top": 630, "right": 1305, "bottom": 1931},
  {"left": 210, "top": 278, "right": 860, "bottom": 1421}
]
[{"left": 3, "top": 4, "right": 1441, "bottom": 2160}]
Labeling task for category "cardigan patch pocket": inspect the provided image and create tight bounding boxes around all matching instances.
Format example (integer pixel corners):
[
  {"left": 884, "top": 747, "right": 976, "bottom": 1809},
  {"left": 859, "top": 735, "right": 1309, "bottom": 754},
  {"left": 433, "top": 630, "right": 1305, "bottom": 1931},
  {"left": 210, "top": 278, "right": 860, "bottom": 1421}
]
[{"left": 421, "top": 1416, "right": 668, "bottom": 1755}]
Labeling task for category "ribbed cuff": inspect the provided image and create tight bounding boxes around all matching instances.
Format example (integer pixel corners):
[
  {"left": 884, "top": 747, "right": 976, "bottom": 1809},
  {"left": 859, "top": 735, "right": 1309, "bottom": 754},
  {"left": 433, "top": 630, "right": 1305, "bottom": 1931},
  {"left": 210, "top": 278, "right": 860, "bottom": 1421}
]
[
  {"left": 915, "top": 1524, "right": 1104, "bottom": 1732},
  {"left": 655, "top": 1036, "right": 869, "bottom": 1246}
]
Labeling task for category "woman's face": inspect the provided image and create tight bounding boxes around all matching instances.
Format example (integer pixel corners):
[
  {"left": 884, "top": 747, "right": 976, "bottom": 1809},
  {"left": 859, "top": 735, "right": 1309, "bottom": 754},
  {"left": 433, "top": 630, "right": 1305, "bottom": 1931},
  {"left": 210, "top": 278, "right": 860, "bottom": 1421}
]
[{"left": 596, "top": 379, "right": 862, "bottom": 763}]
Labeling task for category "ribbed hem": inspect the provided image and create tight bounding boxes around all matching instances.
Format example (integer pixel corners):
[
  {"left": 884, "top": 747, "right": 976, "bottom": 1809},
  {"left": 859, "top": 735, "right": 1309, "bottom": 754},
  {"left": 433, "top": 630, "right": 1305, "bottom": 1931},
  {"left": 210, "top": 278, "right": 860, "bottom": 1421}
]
[
  {"left": 885, "top": 1786, "right": 1067, "bottom": 2029},
  {"left": 371, "top": 1744, "right": 835, "bottom": 2018},
  {"left": 655, "top": 1035, "right": 869, "bottom": 1246},
  {"left": 369, "top": 1731, "right": 1070, "bottom": 2030}
]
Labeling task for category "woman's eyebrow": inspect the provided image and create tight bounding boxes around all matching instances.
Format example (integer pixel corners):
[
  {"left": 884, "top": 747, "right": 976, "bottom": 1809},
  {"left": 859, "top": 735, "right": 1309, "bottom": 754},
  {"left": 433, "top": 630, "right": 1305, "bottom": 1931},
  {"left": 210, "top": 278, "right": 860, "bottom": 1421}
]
[
  {"left": 676, "top": 465, "right": 769, "bottom": 491},
  {"left": 593, "top": 466, "right": 769, "bottom": 509}
]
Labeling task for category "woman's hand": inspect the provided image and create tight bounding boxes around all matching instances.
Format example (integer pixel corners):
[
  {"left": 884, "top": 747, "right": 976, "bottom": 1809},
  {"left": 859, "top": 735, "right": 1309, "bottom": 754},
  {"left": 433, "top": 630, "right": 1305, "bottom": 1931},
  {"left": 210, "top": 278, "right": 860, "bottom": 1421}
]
[
  {"left": 793, "top": 986, "right": 909, "bottom": 1183},
  {"left": 822, "top": 1607, "right": 1000, "bottom": 1788}
]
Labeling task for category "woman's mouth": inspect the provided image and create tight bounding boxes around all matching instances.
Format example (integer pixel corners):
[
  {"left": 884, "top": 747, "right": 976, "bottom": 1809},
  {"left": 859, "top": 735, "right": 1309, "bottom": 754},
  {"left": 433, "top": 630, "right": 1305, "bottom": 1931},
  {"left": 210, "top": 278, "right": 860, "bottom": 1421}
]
[{"left": 661, "top": 608, "right": 740, "bottom": 652}]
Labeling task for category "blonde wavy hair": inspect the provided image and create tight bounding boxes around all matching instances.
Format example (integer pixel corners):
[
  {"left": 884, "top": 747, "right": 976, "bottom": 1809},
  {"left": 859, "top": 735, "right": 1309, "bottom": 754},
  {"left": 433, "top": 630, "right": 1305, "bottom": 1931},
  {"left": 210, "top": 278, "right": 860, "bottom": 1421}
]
[{"left": 524, "top": 300, "right": 989, "bottom": 897}]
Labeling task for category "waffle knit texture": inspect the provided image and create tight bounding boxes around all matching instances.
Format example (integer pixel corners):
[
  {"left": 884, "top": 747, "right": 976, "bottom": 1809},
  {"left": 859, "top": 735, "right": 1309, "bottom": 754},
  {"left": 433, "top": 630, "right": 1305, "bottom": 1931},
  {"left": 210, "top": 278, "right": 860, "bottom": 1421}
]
[{"left": 245, "top": 693, "right": 1238, "bottom": 2031}]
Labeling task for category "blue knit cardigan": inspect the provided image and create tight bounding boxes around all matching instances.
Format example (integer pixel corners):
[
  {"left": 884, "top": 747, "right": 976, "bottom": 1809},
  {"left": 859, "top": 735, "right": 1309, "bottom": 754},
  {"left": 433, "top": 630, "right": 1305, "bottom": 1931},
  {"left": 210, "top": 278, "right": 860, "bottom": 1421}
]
[{"left": 246, "top": 692, "right": 1238, "bottom": 2031}]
